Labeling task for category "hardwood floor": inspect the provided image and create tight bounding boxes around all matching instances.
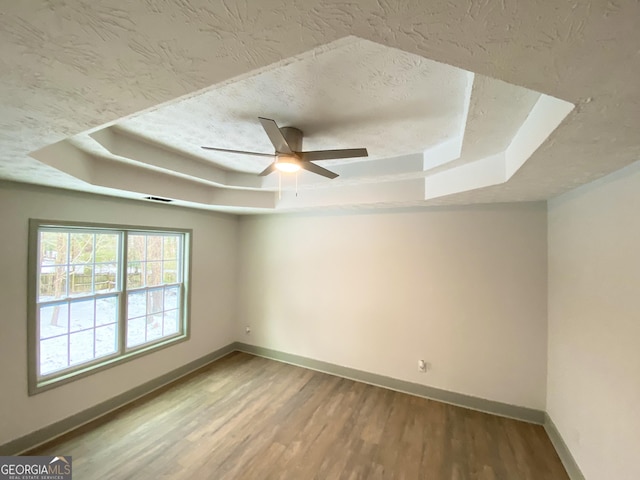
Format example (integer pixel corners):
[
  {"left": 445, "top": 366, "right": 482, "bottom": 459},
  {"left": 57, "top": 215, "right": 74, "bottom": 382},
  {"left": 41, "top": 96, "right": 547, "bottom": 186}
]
[{"left": 29, "top": 352, "right": 569, "bottom": 479}]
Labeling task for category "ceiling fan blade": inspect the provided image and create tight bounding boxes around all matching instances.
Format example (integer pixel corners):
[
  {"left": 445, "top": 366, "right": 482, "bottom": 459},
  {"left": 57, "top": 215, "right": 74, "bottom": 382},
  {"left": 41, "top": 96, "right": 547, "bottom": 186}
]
[
  {"left": 296, "top": 148, "right": 368, "bottom": 161},
  {"left": 300, "top": 161, "right": 339, "bottom": 179},
  {"left": 201, "top": 146, "right": 275, "bottom": 158},
  {"left": 258, "top": 162, "right": 277, "bottom": 176},
  {"left": 258, "top": 117, "right": 293, "bottom": 154}
]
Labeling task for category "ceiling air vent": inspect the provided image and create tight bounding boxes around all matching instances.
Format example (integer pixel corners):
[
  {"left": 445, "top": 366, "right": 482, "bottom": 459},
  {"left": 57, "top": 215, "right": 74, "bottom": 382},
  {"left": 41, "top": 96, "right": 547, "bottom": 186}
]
[{"left": 145, "top": 196, "right": 173, "bottom": 203}]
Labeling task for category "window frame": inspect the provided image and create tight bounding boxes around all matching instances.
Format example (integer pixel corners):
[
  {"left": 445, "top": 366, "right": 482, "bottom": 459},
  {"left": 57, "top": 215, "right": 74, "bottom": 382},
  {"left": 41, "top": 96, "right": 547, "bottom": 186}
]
[{"left": 27, "top": 219, "right": 192, "bottom": 395}]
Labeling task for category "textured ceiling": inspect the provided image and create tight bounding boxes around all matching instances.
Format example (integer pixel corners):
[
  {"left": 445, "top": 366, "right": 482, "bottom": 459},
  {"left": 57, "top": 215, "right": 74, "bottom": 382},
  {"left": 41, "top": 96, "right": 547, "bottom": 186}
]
[
  {"left": 1, "top": 1, "right": 639, "bottom": 213},
  {"left": 87, "top": 38, "right": 470, "bottom": 173}
]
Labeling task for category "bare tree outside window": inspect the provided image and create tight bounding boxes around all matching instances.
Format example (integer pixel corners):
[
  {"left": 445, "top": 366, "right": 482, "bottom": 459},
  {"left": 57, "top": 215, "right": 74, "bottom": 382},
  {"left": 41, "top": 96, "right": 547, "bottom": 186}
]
[{"left": 126, "top": 233, "right": 182, "bottom": 348}]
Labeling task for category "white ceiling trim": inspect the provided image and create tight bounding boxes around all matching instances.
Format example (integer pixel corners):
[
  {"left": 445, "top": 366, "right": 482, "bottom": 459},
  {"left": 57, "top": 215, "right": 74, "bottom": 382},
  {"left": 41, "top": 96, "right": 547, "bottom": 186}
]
[
  {"left": 90, "top": 127, "right": 263, "bottom": 189},
  {"left": 505, "top": 95, "right": 576, "bottom": 179},
  {"left": 423, "top": 71, "right": 475, "bottom": 172},
  {"left": 426, "top": 94, "right": 574, "bottom": 200}
]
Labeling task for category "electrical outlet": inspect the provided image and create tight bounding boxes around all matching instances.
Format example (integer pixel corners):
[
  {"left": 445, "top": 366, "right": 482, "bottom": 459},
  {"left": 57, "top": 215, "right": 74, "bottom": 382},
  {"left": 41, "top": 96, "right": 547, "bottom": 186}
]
[
  {"left": 418, "top": 359, "right": 427, "bottom": 372},
  {"left": 245, "top": 326, "right": 251, "bottom": 334}
]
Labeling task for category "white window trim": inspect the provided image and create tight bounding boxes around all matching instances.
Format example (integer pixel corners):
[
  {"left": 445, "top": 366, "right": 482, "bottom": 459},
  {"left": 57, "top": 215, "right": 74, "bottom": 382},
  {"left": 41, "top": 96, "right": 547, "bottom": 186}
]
[{"left": 27, "top": 219, "right": 192, "bottom": 395}]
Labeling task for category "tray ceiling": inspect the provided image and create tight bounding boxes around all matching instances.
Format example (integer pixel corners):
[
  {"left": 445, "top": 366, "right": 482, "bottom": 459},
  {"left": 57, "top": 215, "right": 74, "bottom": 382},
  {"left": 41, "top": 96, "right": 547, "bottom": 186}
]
[{"left": 1, "top": 1, "right": 638, "bottom": 213}]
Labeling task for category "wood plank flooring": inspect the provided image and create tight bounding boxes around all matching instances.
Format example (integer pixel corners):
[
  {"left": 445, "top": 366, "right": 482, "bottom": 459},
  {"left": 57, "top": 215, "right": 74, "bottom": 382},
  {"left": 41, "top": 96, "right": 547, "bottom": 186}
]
[{"left": 29, "top": 352, "right": 569, "bottom": 479}]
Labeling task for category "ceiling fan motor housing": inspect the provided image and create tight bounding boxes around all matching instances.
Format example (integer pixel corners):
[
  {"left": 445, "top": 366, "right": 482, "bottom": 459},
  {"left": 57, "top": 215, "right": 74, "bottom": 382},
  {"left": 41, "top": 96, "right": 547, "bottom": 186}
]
[{"left": 279, "top": 127, "right": 303, "bottom": 153}]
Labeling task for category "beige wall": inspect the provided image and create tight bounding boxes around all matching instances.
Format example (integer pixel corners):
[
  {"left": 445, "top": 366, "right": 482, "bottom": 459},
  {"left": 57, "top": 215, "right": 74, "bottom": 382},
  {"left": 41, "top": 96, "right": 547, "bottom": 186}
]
[
  {"left": 548, "top": 161, "right": 640, "bottom": 480},
  {"left": 0, "top": 182, "right": 238, "bottom": 447},
  {"left": 237, "top": 203, "right": 548, "bottom": 409},
  {"left": 4, "top": 158, "right": 639, "bottom": 477}
]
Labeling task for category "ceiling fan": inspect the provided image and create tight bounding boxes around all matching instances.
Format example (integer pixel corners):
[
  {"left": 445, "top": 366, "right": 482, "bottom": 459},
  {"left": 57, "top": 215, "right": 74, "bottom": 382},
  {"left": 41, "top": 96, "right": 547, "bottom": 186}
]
[{"left": 201, "top": 117, "right": 368, "bottom": 179}]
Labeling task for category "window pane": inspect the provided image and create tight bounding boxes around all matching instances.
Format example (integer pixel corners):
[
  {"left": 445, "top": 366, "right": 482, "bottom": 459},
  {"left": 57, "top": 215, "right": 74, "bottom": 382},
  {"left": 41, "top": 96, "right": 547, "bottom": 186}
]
[
  {"left": 146, "top": 261, "right": 162, "bottom": 286},
  {"left": 70, "top": 233, "right": 93, "bottom": 263},
  {"left": 39, "top": 266, "right": 55, "bottom": 299},
  {"left": 146, "top": 236, "right": 162, "bottom": 261},
  {"left": 70, "top": 265, "right": 93, "bottom": 296},
  {"left": 96, "top": 296, "right": 117, "bottom": 326},
  {"left": 40, "top": 304, "right": 69, "bottom": 339},
  {"left": 95, "top": 263, "right": 117, "bottom": 292},
  {"left": 70, "top": 330, "right": 94, "bottom": 365},
  {"left": 40, "top": 231, "right": 67, "bottom": 265},
  {"left": 164, "top": 286, "right": 179, "bottom": 311},
  {"left": 163, "top": 260, "right": 177, "bottom": 284},
  {"left": 40, "top": 336, "right": 69, "bottom": 375},
  {"left": 39, "top": 266, "right": 67, "bottom": 301},
  {"left": 32, "top": 226, "right": 188, "bottom": 390},
  {"left": 146, "top": 315, "right": 163, "bottom": 342},
  {"left": 127, "top": 317, "right": 145, "bottom": 347},
  {"left": 127, "top": 291, "right": 146, "bottom": 318},
  {"left": 70, "top": 299, "right": 94, "bottom": 332},
  {"left": 163, "top": 236, "right": 178, "bottom": 260},
  {"left": 128, "top": 235, "right": 145, "bottom": 262},
  {"left": 95, "top": 324, "right": 117, "bottom": 358},
  {"left": 95, "top": 234, "right": 118, "bottom": 263},
  {"left": 127, "top": 262, "right": 144, "bottom": 288},
  {"left": 147, "top": 289, "right": 163, "bottom": 314},
  {"left": 163, "top": 310, "right": 179, "bottom": 336}
]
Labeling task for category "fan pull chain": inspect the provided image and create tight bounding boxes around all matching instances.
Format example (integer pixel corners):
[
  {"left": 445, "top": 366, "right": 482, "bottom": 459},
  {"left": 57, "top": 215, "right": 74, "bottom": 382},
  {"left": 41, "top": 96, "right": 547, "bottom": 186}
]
[
  {"left": 278, "top": 171, "right": 282, "bottom": 200},
  {"left": 295, "top": 172, "right": 298, "bottom": 197}
]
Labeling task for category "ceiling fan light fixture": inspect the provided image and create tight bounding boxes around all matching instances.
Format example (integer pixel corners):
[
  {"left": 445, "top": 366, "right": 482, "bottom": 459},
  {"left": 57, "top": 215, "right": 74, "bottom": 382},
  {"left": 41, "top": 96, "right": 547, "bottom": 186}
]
[
  {"left": 275, "top": 155, "right": 301, "bottom": 173},
  {"left": 202, "top": 117, "right": 366, "bottom": 179}
]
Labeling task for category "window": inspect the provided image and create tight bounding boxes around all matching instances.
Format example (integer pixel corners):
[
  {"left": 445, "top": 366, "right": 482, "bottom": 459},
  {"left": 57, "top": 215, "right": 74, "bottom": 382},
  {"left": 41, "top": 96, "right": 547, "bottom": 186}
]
[{"left": 28, "top": 220, "right": 191, "bottom": 394}]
